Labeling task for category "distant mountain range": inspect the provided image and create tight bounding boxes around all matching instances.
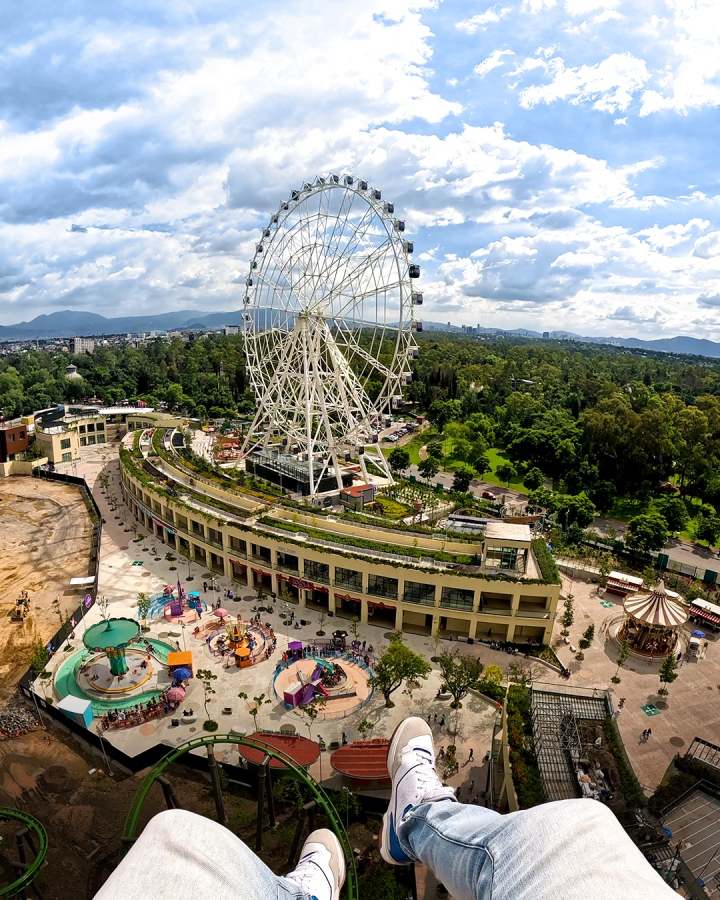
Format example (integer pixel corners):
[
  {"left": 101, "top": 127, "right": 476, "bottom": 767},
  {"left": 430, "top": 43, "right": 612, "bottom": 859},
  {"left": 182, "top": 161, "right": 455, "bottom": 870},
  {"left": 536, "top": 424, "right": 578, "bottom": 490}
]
[{"left": 2, "top": 309, "right": 720, "bottom": 360}]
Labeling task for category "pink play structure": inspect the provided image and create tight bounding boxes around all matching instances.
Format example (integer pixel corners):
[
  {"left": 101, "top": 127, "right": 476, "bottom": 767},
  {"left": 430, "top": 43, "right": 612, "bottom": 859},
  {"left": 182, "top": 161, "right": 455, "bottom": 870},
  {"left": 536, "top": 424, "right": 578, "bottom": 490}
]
[{"left": 283, "top": 661, "right": 331, "bottom": 708}]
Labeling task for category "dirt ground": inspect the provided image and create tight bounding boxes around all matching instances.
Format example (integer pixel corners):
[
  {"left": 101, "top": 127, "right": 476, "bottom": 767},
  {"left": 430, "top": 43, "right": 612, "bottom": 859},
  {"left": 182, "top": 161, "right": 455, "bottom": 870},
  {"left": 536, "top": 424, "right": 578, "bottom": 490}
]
[
  {"left": 0, "top": 477, "right": 92, "bottom": 701},
  {"left": 0, "top": 724, "right": 390, "bottom": 899}
]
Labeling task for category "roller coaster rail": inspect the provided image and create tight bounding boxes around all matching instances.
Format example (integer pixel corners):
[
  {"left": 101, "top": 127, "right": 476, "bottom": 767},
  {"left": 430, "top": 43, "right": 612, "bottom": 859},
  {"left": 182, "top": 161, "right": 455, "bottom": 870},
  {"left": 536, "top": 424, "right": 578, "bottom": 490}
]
[
  {"left": 121, "top": 733, "right": 358, "bottom": 899},
  {"left": 0, "top": 808, "right": 48, "bottom": 898}
]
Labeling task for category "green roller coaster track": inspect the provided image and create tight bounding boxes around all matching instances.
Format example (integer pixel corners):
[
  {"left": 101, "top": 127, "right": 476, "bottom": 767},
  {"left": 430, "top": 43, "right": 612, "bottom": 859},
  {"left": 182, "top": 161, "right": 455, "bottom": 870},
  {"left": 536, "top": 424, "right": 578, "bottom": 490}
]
[
  {"left": 122, "top": 734, "right": 359, "bottom": 899},
  {"left": 0, "top": 808, "right": 48, "bottom": 898}
]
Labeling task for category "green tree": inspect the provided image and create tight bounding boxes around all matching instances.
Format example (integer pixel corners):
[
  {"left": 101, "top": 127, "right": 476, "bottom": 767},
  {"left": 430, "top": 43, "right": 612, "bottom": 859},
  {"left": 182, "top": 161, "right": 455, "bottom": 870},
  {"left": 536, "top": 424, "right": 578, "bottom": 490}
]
[
  {"left": 481, "top": 663, "right": 505, "bottom": 686},
  {"left": 136, "top": 592, "right": 151, "bottom": 627},
  {"left": 695, "top": 511, "right": 720, "bottom": 547},
  {"left": 452, "top": 466, "right": 474, "bottom": 493},
  {"left": 438, "top": 652, "right": 484, "bottom": 709},
  {"left": 472, "top": 452, "right": 491, "bottom": 478},
  {"left": 238, "top": 691, "right": 272, "bottom": 730},
  {"left": 418, "top": 457, "right": 440, "bottom": 481},
  {"left": 371, "top": 634, "right": 431, "bottom": 707},
  {"left": 625, "top": 513, "right": 669, "bottom": 554},
  {"left": 555, "top": 492, "right": 596, "bottom": 529},
  {"left": 653, "top": 496, "right": 687, "bottom": 533},
  {"left": 496, "top": 462, "right": 517, "bottom": 487},
  {"left": 560, "top": 595, "right": 574, "bottom": 636},
  {"left": 612, "top": 637, "right": 630, "bottom": 683},
  {"left": 29, "top": 640, "right": 50, "bottom": 673},
  {"left": 427, "top": 399, "right": 461, "bottom": 431},
  {"left": 658, "top": 653, "right": 678, "bottom": 696},
  {"left": 388, "top": 447, "right": 411, "bottom": 474},
  {"left": 196, "top": 668, "right": 218, "bottom": 730},
  {"left": 425, "top": 439, "right": 445, "bottom": 460},
  {"left": 579, "top": 624, "right": 595, "bottom": 650},
  {"left": 523, "top": 467, "right": 544, "bottom": 491}
]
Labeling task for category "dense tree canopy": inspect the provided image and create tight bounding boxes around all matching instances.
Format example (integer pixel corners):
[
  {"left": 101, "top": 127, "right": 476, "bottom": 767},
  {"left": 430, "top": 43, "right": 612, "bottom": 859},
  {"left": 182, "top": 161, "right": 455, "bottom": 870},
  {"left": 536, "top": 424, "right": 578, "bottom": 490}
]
[{"left": 3, "top": 331, "right": 720, "bottom": 521}]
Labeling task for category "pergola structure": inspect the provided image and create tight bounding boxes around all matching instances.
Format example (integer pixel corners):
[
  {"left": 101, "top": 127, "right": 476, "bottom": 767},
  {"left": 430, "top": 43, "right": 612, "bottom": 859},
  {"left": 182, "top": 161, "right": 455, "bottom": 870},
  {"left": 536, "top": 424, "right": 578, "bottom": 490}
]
[{"left": 618, "top": 581, "right": 688, "bottom": 657}]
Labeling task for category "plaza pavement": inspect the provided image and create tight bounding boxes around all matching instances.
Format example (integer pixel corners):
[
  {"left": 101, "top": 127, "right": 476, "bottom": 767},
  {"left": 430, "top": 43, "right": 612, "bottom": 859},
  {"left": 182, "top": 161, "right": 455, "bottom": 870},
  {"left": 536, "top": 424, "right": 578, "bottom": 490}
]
[
  {"left": 41, "top": 444, "right": 498, "bottom": 795},
  {"left": 551, "top": 574, "right": 720, "bottom": 792}
]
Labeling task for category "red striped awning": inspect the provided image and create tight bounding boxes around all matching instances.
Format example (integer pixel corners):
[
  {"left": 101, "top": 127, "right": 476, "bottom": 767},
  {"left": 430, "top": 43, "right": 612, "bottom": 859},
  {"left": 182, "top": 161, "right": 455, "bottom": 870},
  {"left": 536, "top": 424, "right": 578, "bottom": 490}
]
[{"left": 690, "top": 606, "right": 720, "bottom": 626}]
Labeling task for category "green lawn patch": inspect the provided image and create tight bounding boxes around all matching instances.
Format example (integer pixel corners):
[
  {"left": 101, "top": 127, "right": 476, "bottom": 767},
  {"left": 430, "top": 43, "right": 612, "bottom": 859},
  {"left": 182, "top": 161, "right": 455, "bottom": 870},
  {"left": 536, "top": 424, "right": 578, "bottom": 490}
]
[{"left": 374, "top": 495, "right": 411, "bottom": 520}]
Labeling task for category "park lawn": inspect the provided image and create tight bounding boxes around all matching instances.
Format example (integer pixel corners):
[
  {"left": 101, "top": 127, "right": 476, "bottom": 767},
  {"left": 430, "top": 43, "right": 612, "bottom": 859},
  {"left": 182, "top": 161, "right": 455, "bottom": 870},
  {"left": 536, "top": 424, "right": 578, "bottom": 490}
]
[
  {"left": 374, "top": 495, "right": 412, "bottom": 520},
  {"left": 382, "top": 430, "right": 438, "bottom": 465},
  {"left": 438, "top": 441, "right": 527, "bottom": 491}
]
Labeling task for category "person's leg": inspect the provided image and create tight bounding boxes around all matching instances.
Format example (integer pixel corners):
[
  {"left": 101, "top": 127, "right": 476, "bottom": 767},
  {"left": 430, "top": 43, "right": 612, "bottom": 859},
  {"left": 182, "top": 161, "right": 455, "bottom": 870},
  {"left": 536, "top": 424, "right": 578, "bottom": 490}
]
[
  {"left": 382, "top": 717, "right": 678, "bottom": 900},
  {"left": 95, "top": 809, "right": 344, "bottom": 900}
]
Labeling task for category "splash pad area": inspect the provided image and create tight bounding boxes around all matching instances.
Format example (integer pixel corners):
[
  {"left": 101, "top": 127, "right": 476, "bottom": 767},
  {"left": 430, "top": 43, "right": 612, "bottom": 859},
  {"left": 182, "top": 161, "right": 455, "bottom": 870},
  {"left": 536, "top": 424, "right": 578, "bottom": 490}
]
[
  {"left": 53, "top": 636, "right": 175, "bottom": 713},
  {"left": 273, "top": 655, "right": 372, "bottom": 719}
]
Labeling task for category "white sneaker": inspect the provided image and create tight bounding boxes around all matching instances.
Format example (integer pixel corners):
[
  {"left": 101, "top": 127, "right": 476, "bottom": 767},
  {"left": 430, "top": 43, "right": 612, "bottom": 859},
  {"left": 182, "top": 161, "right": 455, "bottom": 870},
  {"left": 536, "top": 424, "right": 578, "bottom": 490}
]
[
  {"left": 380, "top": 717, "right": 456, "bottom": 865},
  {"left": 286, "top": 828, "right": 346, "bottom": 900}
]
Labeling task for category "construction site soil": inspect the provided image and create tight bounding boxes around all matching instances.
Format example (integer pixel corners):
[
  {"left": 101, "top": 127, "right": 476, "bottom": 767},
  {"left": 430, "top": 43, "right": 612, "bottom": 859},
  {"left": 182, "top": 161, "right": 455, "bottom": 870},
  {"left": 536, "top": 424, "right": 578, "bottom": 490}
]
[{"left": 0, "top": 477, "right": 93, "bottom": 702}]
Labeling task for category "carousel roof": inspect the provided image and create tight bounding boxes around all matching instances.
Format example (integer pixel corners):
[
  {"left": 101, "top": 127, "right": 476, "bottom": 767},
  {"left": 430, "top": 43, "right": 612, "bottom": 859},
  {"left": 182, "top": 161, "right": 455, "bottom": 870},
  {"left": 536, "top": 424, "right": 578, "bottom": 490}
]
[{"left": 623, "top": 581, "right": 688, "bottom": 628}]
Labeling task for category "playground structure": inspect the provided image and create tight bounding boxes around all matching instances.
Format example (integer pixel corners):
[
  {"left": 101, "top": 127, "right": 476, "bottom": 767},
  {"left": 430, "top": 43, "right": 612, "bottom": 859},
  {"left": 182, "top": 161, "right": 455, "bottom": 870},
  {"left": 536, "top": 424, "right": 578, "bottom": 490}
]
[
  {"left": 147, "top": 584, "right": 206, "bottom": 623},
  {"left": 274, "top": 643, "right": 372, "bottom": 719}
]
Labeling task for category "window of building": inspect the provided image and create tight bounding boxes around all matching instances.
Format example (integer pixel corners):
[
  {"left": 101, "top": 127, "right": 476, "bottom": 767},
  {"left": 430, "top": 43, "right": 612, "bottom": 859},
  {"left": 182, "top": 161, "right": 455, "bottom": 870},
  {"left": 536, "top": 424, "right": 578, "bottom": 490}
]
[
  {"left": 404, "top": 581, "right": 436, "bottom": 606},
  {"left": 304, "top": 561, "right": 330, "bottom": 584},
  {"left": 440, "top": 587, "right": 475, "bottom": 611},
  {"left": 335, "top": 567, "right": 362, "bottom": 591},
  {"left": 60, "top": 438, "right": 71, "bottom": 449},
  {"left": 62, "top": 452, "right": 72, "bottom": 462},
  {"left": 367, "top": 574, "right": 398, "bottom": 599}
]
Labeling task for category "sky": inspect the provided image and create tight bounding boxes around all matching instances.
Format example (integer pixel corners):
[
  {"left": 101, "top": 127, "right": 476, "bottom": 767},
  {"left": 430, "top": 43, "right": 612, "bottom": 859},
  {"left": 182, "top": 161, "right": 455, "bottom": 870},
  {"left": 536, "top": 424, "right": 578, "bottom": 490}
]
[{"left": 2, "top": 0, "right": 720, "bottom": 337}]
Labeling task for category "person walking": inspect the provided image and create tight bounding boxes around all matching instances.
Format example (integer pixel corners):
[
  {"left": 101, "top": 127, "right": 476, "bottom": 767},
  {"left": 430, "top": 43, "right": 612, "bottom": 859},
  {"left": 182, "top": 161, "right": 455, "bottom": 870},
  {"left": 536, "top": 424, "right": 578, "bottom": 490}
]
[
  {"left": 468, "top": 748, "right": 474, "bottom": 762},
  {"left": 618, "top": 698, "right": 625, "bottom": 709}
]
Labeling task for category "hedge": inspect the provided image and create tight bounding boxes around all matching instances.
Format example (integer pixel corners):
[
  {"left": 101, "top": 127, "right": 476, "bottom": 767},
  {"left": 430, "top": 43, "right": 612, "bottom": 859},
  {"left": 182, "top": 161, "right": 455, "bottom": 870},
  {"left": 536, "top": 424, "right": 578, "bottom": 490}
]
[
  {"left": 602, "top": 716, "right": 646, "bottom": 808},
  {"left": 531, "top": 538, "right": 560, "bottom": 584}
]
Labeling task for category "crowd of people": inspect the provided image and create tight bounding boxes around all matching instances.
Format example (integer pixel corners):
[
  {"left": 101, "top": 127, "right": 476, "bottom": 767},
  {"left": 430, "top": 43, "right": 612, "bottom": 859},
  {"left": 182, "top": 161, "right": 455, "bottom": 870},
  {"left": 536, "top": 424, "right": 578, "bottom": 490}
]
[{"left": 99, "top": 691, "right": 181, "bottom": 730}]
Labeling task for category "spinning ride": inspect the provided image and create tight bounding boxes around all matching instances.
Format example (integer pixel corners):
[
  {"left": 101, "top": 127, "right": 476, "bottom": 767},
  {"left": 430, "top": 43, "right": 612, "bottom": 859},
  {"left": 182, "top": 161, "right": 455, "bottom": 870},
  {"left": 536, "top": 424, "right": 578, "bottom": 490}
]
[
  {"left": 241, "top": 175, "right": 421, "bottom": 495},
  {"left": 83, "top": 617, "right": 140, "bottom": 677},
  {"left": 618, "top": 581, "right": 688, "bottom": 657}
]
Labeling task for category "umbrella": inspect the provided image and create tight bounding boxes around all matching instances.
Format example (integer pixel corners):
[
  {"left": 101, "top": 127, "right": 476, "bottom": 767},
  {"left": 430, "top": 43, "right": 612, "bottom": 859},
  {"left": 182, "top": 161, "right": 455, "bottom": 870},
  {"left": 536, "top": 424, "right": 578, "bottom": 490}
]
[
  {"left": 692, "top": 630, "right": 706, "bottom": 638},
  {"left": 288, "top": 640, "right": 303, "bottom": 650},
  {"left": 166, "top": 686, "right": 186, "bottom": 702},
  {"left": 172, "top": 666, "right": 192, "bottom": 681},
  {"left": 213, "top": 607, "right": 229, "bottom": 620},
  {"left": 333, "top": 630, "right": 348, "bottom": 637},
  {"left": 188, "top": 591, "right": 200, "bottom": 598}
]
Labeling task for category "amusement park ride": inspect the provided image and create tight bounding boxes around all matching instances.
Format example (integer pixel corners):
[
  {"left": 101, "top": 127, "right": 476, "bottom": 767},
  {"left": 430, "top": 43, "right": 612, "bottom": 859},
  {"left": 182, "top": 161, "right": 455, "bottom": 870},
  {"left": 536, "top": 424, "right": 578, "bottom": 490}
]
[{"left": 239, "top": 175, "right": 421, "bottom": 497}]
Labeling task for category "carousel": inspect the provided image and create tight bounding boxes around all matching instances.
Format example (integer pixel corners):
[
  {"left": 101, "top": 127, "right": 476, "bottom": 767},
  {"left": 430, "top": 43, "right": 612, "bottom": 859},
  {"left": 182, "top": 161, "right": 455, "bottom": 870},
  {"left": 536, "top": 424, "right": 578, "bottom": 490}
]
[{"left": 618, "top": 580, "right": 688, "bottom": 657}]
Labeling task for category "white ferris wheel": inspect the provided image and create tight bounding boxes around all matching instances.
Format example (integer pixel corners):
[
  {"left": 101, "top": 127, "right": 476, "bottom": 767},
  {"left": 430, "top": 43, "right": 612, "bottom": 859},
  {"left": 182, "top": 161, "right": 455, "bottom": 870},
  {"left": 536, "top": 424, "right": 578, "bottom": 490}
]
[{"left": 241, "top": 174, "right": 422, "bottom": 496}]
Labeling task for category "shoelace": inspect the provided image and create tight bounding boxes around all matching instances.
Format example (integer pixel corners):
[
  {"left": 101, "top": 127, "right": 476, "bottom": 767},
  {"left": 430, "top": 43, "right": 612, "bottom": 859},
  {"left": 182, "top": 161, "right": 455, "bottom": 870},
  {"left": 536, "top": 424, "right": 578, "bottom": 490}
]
[
  {"left": 404, "top": 749, "right": 449, "bottom": 802},
  {"left": 287, "top": 853, "right": 332, "bottom": 900}
]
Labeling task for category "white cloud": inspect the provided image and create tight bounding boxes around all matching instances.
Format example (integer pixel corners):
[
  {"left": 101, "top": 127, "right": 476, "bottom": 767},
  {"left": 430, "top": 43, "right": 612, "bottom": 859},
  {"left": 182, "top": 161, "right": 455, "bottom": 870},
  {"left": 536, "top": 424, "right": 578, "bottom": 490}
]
[
  {"left": 456, "top": 5, "right": 511, "bottom": 34},
  {"left": 517, "top": 52, "right": 650, "bottom": 113},
  {"left": 474, "top": 49, "right": 514, "bottom": 77}
]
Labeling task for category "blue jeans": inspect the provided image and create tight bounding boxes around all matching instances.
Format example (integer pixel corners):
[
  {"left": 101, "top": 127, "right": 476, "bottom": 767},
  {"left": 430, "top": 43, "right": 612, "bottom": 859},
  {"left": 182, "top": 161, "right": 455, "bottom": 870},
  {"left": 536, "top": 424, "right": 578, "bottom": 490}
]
[{"left": 96, "top": 802, "right": 677, "bottom": 899}]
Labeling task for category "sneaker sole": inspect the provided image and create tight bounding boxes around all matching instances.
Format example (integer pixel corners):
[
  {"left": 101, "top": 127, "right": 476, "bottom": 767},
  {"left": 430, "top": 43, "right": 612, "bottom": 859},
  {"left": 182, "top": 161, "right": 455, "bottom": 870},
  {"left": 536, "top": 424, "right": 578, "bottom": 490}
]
[{"left": 380, "top": 718, "right": 432, "bottom": 866}]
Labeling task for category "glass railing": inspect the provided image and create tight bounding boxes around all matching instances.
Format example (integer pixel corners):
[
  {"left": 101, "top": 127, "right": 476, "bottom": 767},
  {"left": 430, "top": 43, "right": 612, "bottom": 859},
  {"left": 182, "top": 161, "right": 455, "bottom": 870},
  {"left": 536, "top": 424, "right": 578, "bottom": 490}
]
[{"left": 403, "top": 593, "right": 436, "bottom": 607}]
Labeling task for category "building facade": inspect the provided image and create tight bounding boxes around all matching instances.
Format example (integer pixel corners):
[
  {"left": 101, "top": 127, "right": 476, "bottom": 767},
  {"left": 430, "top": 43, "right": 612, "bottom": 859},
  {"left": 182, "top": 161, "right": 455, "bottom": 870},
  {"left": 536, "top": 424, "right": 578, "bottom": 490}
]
[
  {"left": 0, "top": 423, "right": 29, "bottom": 462},
  {"left": 119, "top": 432, "right": 561, "bottom": 644}
]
